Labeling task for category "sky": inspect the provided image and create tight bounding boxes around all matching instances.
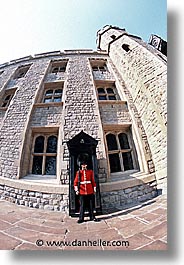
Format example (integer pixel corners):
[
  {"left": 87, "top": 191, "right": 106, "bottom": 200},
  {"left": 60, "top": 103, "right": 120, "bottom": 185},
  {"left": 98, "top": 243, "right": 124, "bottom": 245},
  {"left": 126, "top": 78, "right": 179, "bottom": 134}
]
[{"left": 0, "top": 0, "right": 167, "bottom": 64}]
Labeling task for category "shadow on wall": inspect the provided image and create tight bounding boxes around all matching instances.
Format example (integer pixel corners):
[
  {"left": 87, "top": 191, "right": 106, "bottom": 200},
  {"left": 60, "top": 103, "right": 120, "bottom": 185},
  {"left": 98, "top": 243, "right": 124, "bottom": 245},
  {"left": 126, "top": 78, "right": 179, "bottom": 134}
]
[
  {"left": 99, "top": 197, "right": 158, "bottom": 220},
  {"left": 100, "top": 173, "right": 160, "bottom": 215}
]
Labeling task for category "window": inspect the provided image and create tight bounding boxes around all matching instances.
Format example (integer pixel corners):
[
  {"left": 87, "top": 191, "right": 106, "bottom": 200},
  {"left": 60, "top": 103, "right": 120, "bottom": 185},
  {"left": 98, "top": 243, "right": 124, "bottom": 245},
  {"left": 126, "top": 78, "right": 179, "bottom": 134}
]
[
  {"left": 97, "top": 86, "right": 117, "bottom": 100},
  {"left": 1, "top": 89, "right": 16, "bottom": 108},
  {"left": 92, "top": 65, "right": 107, "bottom": 72},
  {"left": 32, "top": 134, "right": 58, "bottom": 175},
  {"left": 122, "top": 44, "right": 130, "bottom": 52},
  {"left": 50, "top": 61, "right": 67, "bottom": 74},
  {"left": 51, "top": 66, "right": 66, "bottom": 73},
  {"left": 111, "top": 35, "right": 116, "bottom": 40},
  {"left": 43, "top": 88, "right": 63, "bottom": 103},
  {"left": 106, "top": 132, "right": 134, "bottom": 173},
  {"left": 41, "top": 82, "right": 64, "bottom": 104},
  {"left": 13, "top": 65, "right": 31, "bottom": 79},
  {"left": 90, "top": 59, "right": 108, "bottom": 74}
]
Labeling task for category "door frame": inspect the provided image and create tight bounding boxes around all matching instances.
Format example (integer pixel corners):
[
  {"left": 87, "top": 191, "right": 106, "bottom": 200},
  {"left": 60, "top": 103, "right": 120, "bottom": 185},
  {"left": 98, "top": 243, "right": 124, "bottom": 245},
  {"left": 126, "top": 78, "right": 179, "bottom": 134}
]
[{"left": 67, "top": 131, "right": 102, "bottom": 217}]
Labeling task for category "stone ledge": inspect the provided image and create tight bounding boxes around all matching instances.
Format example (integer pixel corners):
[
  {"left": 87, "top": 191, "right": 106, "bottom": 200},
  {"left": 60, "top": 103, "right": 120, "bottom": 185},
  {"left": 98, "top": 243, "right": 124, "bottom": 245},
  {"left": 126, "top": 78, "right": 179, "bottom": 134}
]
[
  {"left": 100, "top": 172, "right": 156, "bottom": 192},
  {"left": 33, "top": 102, "right": 63, "bottom": 108},
  {"left": 98, "top": 100, "right": 127, "bottom": 105},
  {"left": 0, "top": 176, "right": 68, "bottom": 194},
  {"left": 0, "top": 107, "right": 7, "bottom": 111}
]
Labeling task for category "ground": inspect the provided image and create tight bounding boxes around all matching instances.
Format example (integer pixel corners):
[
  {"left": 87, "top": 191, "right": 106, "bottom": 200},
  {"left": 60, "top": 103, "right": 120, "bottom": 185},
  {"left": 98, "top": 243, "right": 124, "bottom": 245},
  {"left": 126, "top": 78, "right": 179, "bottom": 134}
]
[{"left": 0, "top": 195, "right": 167, "bottom": 251}]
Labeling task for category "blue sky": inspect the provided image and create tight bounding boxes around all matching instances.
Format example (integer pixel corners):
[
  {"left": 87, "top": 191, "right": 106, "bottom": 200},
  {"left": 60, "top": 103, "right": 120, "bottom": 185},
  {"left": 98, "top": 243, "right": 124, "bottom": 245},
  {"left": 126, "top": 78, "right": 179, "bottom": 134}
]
[{"left": 0, "top": 0, "right": 167, "bottom": 64}]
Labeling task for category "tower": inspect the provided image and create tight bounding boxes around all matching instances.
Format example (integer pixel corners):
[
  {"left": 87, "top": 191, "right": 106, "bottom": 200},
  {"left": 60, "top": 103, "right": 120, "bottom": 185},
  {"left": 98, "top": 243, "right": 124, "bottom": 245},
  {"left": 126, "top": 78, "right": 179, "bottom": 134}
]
[
  {"left": 96, "top": 25, "right": 167, "bottom": 192},
  {"left": 0, "top": 25, "right": 167, "bottom": 213}
]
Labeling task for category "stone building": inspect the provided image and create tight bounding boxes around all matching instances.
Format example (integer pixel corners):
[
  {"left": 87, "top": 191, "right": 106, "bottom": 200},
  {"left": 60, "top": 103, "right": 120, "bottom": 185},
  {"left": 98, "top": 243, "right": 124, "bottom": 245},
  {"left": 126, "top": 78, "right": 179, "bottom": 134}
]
[{"left": 0, "top": 25, "right": 167, "bottom": 215}]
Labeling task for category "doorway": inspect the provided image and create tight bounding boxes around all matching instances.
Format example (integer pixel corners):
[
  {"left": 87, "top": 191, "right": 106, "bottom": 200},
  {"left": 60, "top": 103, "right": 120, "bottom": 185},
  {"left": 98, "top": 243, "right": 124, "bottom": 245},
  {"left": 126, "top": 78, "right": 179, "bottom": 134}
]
[{"left": 67, "top": 131, "right": 102, "bottom": 217}]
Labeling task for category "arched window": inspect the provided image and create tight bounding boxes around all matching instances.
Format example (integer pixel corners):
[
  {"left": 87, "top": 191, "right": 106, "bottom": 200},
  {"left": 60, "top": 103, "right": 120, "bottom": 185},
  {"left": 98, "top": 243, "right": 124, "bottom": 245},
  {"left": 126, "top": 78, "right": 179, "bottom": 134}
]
[
  {"left": 106, "top": 134, "right": 118, "bottom": 150},
  {"left": 14, "top": 65, "right": 31, "bottom": 79},
  {"left": 46, "top": 136, "right": 57, "bottom": 153},
  {"left": 118, "top": 133, "right": 130, "bottom": 149},
  {"left": 106, "top": 88, "right": 114, "bottom": 94},
  {"left": 98, "top": 87, "right": 105, "bottom": 94},
  {"left": 92, "top": 66, "right": 98, "bottom": 71},
  {"left": 34, "top": 136, "right": 44, "bottom": 153},
  {"left": 122, "top": 44, "right": 130, "bottom": 52},
  {"left": 32, "top": 134, "right": 58, "bottom": 175},
  {"left": 97, "top": 87, "right": 107, "bottom": 100},
  {"left": 1, "top": 89, "right": 16, "bottom": 108},
  {"left": 106, "top": 132, "right": 134, "bottom": 173},
  {"left": 106, "top": 133, "right": 121, "bottom": 173},
  {"left": 106, "top": 87, "right": 116, "bottom": 100},
  {"left": 111, "top": 35, "right": 116, "bottom": 40},
  {"left": 1, "top": 94, "right": 12, "bottom": 107}
]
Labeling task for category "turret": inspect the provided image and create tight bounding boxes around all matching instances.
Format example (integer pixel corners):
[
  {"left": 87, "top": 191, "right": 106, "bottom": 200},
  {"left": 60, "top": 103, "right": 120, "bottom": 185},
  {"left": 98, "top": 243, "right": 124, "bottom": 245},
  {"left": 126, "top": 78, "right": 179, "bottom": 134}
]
[{"left": 96, "top": 25, "right": 141, "bottom": 52}]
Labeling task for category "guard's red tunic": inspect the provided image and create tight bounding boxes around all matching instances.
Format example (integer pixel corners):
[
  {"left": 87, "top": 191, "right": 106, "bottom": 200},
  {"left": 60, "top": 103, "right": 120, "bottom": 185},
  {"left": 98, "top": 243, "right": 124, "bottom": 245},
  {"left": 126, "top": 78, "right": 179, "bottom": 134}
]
[{"left": 74, "top": 169, "right": 96, "bottom": 195}]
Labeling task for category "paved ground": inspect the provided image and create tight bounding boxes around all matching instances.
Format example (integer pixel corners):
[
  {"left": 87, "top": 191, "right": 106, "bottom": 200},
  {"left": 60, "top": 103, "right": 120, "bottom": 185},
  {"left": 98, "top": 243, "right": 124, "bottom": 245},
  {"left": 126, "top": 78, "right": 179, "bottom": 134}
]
[{"left": 0, "top": 194, "right": 167, "bottom": 251}]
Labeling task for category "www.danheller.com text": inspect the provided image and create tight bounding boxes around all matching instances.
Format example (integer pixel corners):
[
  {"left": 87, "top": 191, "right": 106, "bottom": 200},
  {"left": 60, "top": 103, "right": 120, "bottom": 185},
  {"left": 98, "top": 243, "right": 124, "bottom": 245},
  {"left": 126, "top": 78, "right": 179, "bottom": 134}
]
[{"left": 35, "top": 238, "right": 130, "bottom": 248}]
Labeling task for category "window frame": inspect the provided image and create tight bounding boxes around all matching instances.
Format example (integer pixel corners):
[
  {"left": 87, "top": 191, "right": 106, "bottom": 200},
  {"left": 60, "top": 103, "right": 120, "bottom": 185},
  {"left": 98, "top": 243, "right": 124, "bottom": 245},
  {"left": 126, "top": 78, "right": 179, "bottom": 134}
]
[
  {"left": 50, "top": 60, "right": 68, "bottom": 74},
  {"left": 13, "top": 64, "right": 31, "bottom": 79},
  {"left": 31, "top": 133, "right": 58, "bottom": 176},
  {"left": 43, "top": 88, "right": 63, "bottom": 103},
  {"left": 0, "top": 88, "right": 16, "bottom": 108},
  {"left": 97, "top": 86, "right": 117, "bottom": 101},
  {"left": 122, "top": 44, "right": 131, "bottom": 52},
  {"left": 41, "top": 82, "right": 64, "bottom": 104},
  {"left": 105, "top": 131, "right": 134, "bottom": 173},
  {"left": 92, "top": 65, "right": 107, "bottom": 72}
]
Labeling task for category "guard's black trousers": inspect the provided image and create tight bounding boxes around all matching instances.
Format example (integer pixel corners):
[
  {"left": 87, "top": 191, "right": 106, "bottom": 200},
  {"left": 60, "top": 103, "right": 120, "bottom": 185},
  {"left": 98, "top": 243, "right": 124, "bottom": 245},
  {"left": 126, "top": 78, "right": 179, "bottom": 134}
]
[{"left": 79, "top": 194, "right": 95, "bottom": 221}]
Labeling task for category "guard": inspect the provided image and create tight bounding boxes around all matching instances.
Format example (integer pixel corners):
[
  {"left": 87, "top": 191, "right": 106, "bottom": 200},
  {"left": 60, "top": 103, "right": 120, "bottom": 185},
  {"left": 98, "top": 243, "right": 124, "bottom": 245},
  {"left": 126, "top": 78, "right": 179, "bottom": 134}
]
[{"left": 74, "top": 161, "right": 98, "bottom": 223}]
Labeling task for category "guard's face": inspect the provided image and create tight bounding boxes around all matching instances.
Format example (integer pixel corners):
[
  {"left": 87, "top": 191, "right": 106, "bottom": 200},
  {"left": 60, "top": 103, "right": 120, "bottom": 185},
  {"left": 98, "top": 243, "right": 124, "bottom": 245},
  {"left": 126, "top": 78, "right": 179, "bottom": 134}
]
[{"left": 81, "top": 164, "right": 87, "bottom": 170}]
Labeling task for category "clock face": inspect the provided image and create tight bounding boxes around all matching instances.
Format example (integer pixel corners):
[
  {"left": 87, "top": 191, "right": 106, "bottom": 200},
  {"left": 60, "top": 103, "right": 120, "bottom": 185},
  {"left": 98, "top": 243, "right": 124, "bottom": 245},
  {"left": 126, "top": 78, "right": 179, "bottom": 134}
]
[{"left": 151, "top": 35, "right": 160, "bottom": 49}]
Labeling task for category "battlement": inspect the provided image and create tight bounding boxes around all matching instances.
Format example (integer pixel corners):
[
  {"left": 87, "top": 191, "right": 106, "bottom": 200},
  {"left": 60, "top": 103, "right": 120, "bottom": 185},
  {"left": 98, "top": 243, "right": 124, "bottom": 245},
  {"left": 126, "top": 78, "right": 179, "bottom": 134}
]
[{"left": 0, "top": 49, "right": 108, "bottom": 69}]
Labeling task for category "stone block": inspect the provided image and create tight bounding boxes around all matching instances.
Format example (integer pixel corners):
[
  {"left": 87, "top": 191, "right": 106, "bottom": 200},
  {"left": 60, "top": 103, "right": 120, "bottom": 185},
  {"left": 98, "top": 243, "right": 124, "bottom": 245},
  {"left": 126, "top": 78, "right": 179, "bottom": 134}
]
[
  {"left": 44, "top": 205, "right": 54, "bottom": 211},
  {"left": 29, "top": 192, "right": 35, "bottom": 197},
  {"left": 125, "top": 188, "right": 132, "bottom": 194},
  {"left": 22, "top": 190, "right": 28, "bottom": 196},
  {"left": 33, "top": 203, "right": 39, "bottom": 208},
  {"left": 29, "top": 202, "right": 33, "bottom": 207},
  {"left": 43, "top": 194, "right": 51, "bottom": 199},
  {"left": 54, "top": 206, "right": 60, "bottom": 211},
  {"left": 19, "top": 200, "right": 25, "bottom": 205},
  {"left": 35, "top": 192, "right": 42, "bottom": 198}
]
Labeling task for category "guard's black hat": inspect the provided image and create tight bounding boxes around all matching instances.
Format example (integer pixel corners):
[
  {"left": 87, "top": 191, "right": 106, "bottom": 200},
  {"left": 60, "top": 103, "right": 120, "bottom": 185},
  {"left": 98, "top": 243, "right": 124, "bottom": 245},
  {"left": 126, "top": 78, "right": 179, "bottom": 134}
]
[{"left": 81, "top": 160, "right": 87, "bottom": 165}]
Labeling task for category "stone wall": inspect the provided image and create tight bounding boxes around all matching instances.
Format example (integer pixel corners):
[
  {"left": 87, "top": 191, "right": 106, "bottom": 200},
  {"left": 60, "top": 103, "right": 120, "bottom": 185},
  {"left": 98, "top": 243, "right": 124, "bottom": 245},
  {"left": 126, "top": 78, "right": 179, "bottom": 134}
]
[
  {"left": 92, "top": 70, "right": 114, "bottom": 81},
  {"left": 0, "top": 53, "right": 111, "bottom": 182},
  {"left": 0, "top": 59, "right": 50, "bottom": 179},
  {"left": 0, "top": 177, "right": 157, "bottom": 213},
  {"left": 101, "top": 180, "right": 157, "bottom": 213},
  {"left": 60, "top": 55, "right": 108, "bottom": 182},
  {"left": 99, "top": 102, "right": 131, "bottom": 124},
  {"left": 30, "top": 105, "right": 63, "bottom": 127},
  {"left": 0, "top": 183, "right": 68, "bottom": 211}
]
